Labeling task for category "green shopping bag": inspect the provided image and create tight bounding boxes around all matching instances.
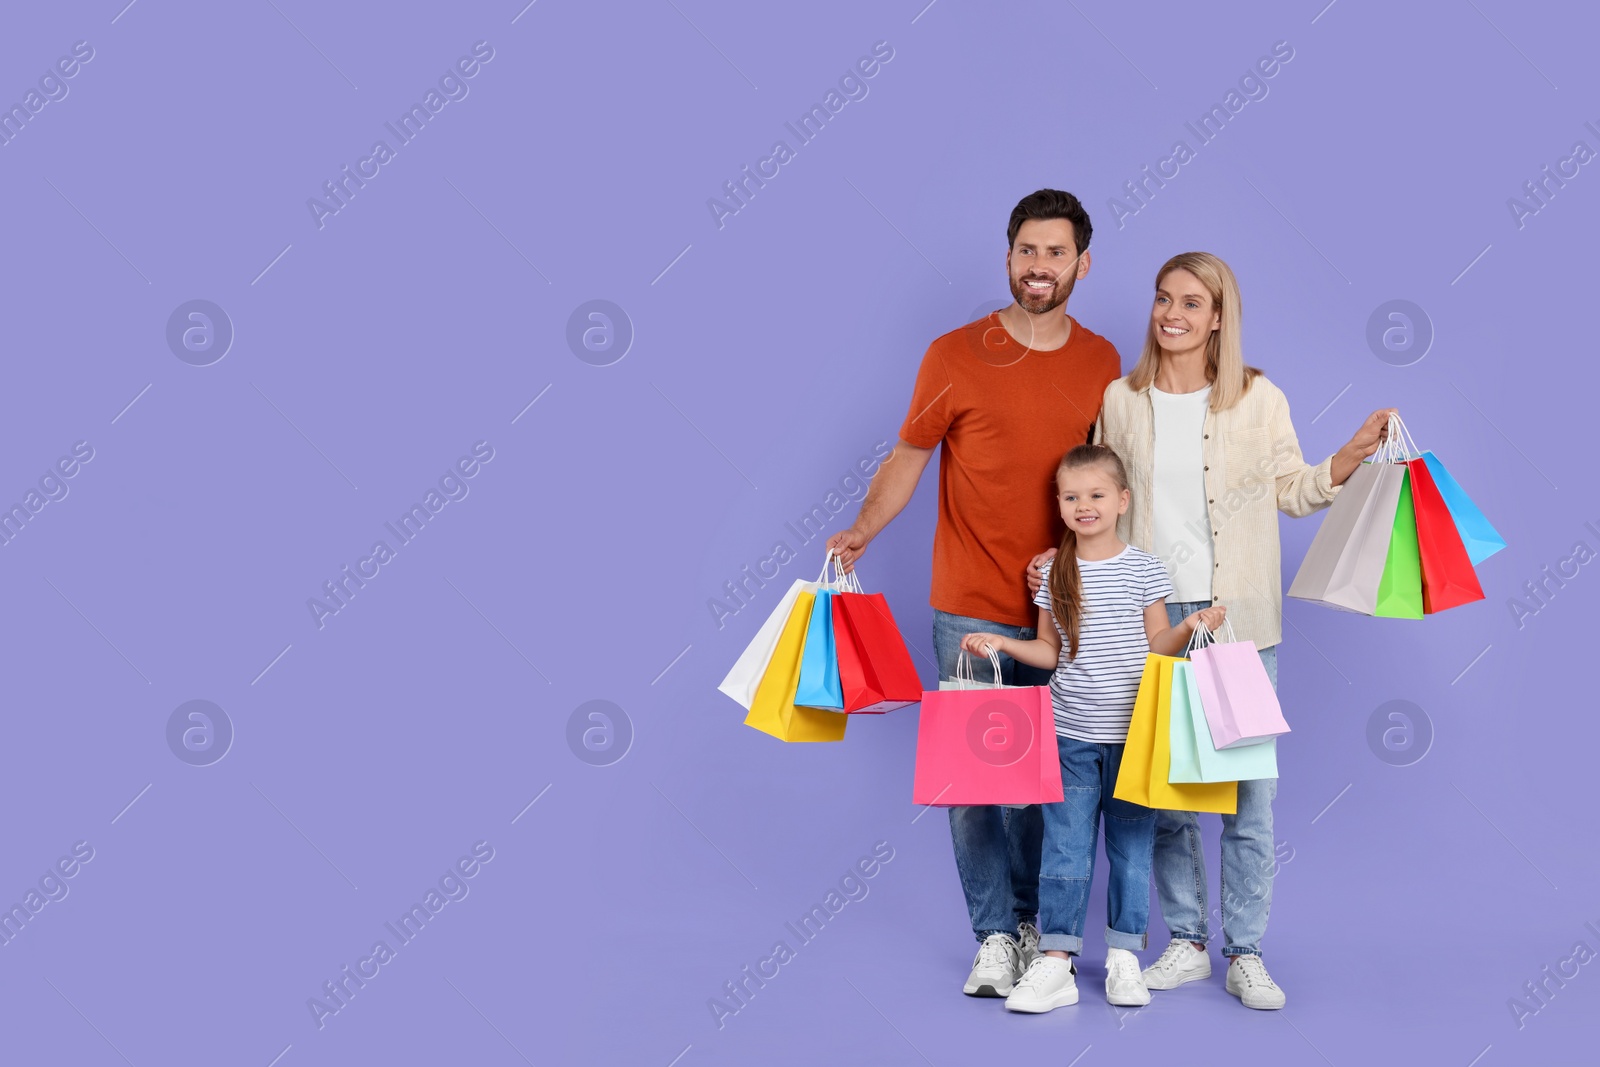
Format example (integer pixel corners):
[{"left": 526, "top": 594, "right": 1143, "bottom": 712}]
[
  {"left": 1375, "top": 467, "right": 1424, "bottom": 619},
  {"left": 1168, "top": 659, "right": 1278, "bottom": 784}
]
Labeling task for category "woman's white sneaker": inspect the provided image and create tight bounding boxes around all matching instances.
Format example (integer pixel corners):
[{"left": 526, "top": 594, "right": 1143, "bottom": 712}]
[
  {"left": 1004, "top": 955, "right": 1079, "bottom": 1013},
  {"left": 963, "top": 933, "right": 1022, "bottom": 997},
  {"left": 1142, "top": 938, "right": 1211, "bottom": 990},
  {"left": 1226, "top": 955, "right": 1286, "bottom": 1009},
  {"left": 1105, "top": 948, "right": 1152, "bottom": 1006}
]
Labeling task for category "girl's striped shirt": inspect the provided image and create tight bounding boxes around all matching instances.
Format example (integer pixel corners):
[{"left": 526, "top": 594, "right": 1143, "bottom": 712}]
[{"left": 1034, "top": 545, "right": 1172, "bottom": 742}]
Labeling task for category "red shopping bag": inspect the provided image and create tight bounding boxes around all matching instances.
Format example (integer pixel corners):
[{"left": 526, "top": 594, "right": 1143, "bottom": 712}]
[
  {"left": 1408, "top": 457, "right": 1485, "bottom": 613},
  {"left": 831, "top": 583, "right": 922, "bottom": 714},
  {"left": 913, "top": 653, "right": 1062, "bottom": 806}
]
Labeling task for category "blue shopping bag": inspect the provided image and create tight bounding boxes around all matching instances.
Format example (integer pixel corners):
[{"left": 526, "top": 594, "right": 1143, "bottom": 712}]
[
  {"left": 1421, "top": 451, "right": 1506, "bottom": 566},
  {"left": 1168, "top": 661, "right": 1277, "bottom": 784},
  {"left": 793, "top": 589, "right": 843, "bottom": 710}
]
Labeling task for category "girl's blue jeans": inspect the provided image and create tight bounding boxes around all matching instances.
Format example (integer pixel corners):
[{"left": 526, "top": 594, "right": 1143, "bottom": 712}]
[{"left": 1036, "top": 737, "right": 1156, "bottom": 954}]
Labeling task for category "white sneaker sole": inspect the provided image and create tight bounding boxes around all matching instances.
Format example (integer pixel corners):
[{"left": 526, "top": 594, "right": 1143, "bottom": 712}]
[
  {"left": 1106, "top": 987, "right": 1152, "bottom": 1007},
  {"left": 1005, "top": 986, "right": 1079, "bottom": 1012},
  {"left": 1226, "top": 985, "right": 1285, "bottom": 1010},
  {"left": 1142, "top": 966, "right": 1210, "bottom": 991}
]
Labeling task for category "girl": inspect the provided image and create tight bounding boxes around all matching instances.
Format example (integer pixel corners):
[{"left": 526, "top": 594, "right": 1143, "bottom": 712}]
[
  {"left": 962, "top": 444, "right": 1224, "bottom": 1013},
  {"left": 1028, "top": 252, "right": 1394, "bottom": 1009}
]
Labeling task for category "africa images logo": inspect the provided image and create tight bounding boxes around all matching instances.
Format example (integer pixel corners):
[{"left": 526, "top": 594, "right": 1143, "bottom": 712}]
[
  {"left": 306, "top": 841, "right": 496, "bottom": 1030},
  {"left": 307, "top": 441, "right": 495, "bottom": 629},
  {"left": 306, "top": 42, "right": 496, "bottom": 230}
]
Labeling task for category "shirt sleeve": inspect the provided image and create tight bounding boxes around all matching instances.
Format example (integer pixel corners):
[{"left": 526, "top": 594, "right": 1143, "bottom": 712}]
[
  {"left": 1143, "top": 552, "right": 1174, "bottom": 606},
  {"left": 897, "top": 345, "right": 956, "bottom": 449},
  {"left": 1032, "top": 560, "right": 1054, "bottom": 612},
  {"left": 1268, "top": 382, "right": 1339, "bottom": 517}
]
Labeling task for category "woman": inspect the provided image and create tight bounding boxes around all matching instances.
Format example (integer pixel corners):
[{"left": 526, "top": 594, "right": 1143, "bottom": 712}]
[{"left": 1027, "top": 251, "right": 1392, "bottom": 1010}]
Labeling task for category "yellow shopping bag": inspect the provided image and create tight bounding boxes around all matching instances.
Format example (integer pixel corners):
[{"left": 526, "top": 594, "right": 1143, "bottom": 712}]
[
  {"left": 1113, "top": 654, "right": 1236, "bottom": 814},
  {"left": 744, "top": 591, "right": 848, "bottom": 742}
]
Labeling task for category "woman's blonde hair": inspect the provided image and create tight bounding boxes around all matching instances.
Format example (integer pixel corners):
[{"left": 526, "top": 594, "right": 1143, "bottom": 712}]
[{"left": 1126, "top": 251, "right": 1260, "bottom": 411}]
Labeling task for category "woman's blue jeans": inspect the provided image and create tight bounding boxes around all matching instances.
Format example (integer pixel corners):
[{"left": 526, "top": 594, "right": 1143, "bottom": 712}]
[{"left": 1155, "top": 601, "right": 1280, "bottom": 957}]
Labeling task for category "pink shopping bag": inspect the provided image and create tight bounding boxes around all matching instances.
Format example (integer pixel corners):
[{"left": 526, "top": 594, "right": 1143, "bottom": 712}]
[
  {"left": 1188, "top": 620, "right": 1290, "bottom": 750},
  {"left": 912, "top": 650, "right": 1062, "bottom": 806}
]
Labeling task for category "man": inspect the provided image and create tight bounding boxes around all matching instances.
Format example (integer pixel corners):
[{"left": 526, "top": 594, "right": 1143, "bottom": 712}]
[{"left": 827, "top": 189, "right": 1121, "bottom": 997}]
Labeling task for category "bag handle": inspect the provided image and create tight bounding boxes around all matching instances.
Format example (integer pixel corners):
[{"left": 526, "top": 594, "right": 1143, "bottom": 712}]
[
  {"left": 837, "top": 561, "right": 862, "bottom": 594},
  {"left": 825, "top": 556, "right": 864, "bottom": 598},
  {"left": 1376, "top": 412, "right": 1399, "bottom": 463},
  {"left": 1378, "top": 410, "right": 1420, "bottom": 465},
  {"left": 952, "top": 649, "right": 976, "bottom": 686},
  {"left": 1185, "top": 614, "right": 1239, "bottom": 651},
  {"left": 1392, "top": 411, "right": 1421, "bottom": 460},
  {"left": 953, "top": 646, "right": 1007, "bottom": 688},
  {"left": 818, "top": 551, "right": 863, "bottom": 592}
]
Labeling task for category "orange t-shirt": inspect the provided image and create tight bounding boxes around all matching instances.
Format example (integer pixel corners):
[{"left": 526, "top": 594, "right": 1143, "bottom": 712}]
[{"left": 898, "top": 314, "right": 1121, "bottom": 627}]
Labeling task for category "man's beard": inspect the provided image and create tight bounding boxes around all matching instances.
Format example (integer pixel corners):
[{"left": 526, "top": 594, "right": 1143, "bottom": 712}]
[{"left": 1009, "top": 271, "right": 1075, "bottom": 315}]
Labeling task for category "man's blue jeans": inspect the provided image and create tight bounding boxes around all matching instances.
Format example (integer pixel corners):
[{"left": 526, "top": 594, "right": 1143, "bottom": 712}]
[
  {"left": 932, "top": 609, "right": 1052, "bottom": 942},
  {"left": 1037, "top": 737, "right": 1156, "bottom": 954},
  {"left": 1156, "top": 601, "right": 1280, "bottom": 957}
]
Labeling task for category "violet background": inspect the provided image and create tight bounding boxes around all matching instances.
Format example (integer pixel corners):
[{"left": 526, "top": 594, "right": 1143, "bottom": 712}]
[{"left": 0, "top": 1, "right": 1593, "bottom": 1064}]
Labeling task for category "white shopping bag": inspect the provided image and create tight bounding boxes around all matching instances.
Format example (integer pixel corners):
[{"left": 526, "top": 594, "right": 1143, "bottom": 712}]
[{"left": 717, "top": 554, "right": 837, "bottom": 710}]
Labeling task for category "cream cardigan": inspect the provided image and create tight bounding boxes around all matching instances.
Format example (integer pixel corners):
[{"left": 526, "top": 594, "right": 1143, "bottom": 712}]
[{"left": 1095, "top": 374, "right": 1340, "bottom": 649}]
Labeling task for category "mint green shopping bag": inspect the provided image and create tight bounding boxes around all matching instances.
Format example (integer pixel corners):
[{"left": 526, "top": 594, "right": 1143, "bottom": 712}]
[{"left": 1168, "top": 660, "right": 1278, "bottom": 784}]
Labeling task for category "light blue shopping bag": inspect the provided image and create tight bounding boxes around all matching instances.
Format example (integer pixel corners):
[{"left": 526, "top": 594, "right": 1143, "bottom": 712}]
[
  {"left": 1420, "top": 451, "right": 1506, "bottom": 566},
  {"left": 793, "top": 589, "right": 843, "bottom": 710}
]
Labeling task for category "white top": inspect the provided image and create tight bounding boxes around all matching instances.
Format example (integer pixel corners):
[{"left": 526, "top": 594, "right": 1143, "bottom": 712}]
[
  {"left": 1097, "top": 374, "right": 1340, "bottom": 649},
  {"left": 1033, "top": 547, "right": 1173, "bottom": 743},
  {"left": 1149, "top": 384, "right": 1214, "bottom": 602}
]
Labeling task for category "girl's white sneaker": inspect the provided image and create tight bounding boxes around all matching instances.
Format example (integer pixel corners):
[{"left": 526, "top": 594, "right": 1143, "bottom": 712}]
[
  {"left": 1004, "top": 955, "right": 1079, "bottom": 1013},
  {"left": 1105, "top": 948, "right": 1151, "bottom": 1006}
]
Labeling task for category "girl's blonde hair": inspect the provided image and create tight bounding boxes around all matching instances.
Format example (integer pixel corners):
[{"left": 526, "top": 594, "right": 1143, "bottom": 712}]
[
  {"left": 1047, "top": 444, "right": 1128, "bottom": 659},
  {"left": 1126, "top": 251, "right": 1261, "bottom": 411}
]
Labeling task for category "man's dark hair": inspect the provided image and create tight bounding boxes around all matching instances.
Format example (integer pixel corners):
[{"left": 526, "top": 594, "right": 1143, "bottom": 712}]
[{"left": 1006, "top": 189, "right": 1092, "bottom": 253}]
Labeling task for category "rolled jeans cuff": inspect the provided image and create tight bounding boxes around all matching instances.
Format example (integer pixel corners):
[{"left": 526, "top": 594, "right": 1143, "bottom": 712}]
[
  {"left": 1105, "top": 926, "right": 1148, "bottom": 952},
  {"left": 1038, "top": 933, "right": 1083, "bottom": 954}
]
